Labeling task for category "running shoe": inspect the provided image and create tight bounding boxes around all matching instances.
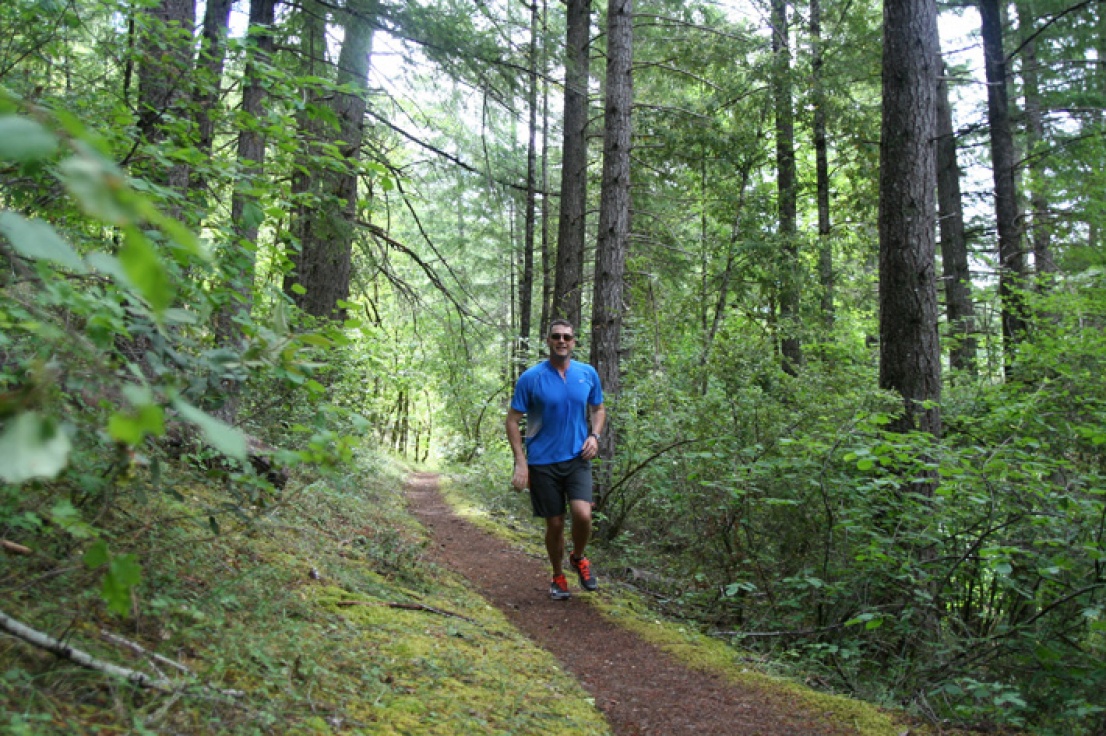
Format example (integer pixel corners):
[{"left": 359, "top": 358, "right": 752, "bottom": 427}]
[
  {"left": 570, "top": 553, "right": 599, "bottom": 591},
  {"left": 549, "top": 574, "right": 571, "bottom": 600}
]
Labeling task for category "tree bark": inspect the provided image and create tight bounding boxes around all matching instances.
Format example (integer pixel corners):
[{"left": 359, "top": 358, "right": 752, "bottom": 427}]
[
  {"left": 194, "top": 0, "right": 232, "bottom": 163},
  {"left": 771, "top": 0, "right": 802, "bottom": 374},
  {"left": 553, "top": 0, "right": 592, "bottom": 327},
  {"left": 517, "top": 0, "right": 540, "bottom": 378},
  {"left": 936, "top": 61, "right": 978, "bottom": 376},
  {"left": 591, "top": 0, "right": 632, "bottom": 398},
  {"left": 811, "top": 0, "right": 834, "bottom": 330},
  {"left": 135, "top": 0, "right": 196, "bottom": 219},
  {"left": 539, "top": 0, "right": 553, "bottom": 341},
  {"left": 878, "top": 0, "right": 942, "bottom": 437},
  {"left": 1016, "top": 0, "right": 1056, "bottom": 281},
  {"left": 591, "top": 0, "right": 632, "bottom": 492},
  {"left": 212, "top": 0, "right": 277, "bottom": 423},
  {"left": 289, "top": 0, "right": 377, "bottom": 321},
  {"left": 980, "top": 0, "right": 1028, "bottom": 369}
]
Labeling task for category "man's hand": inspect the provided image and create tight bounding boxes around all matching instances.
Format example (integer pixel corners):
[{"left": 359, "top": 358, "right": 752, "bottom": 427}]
[
  {"left": 511, "top": 463, "right": 529, "bottom": 491},
  {"left": 581, "top": 434, "right": 599, "bottom": 460}
]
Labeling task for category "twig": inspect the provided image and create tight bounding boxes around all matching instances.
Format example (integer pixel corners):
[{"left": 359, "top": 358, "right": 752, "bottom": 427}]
[
  {"left": 336, "top": 597, "right": 475, "bottom": 619},
  {"left": 713, "top": 623, "right": 844, "bottom": 639},
  {"left": 0, "top": 609, "right": 171, "bottom": 690},
  {"left": 2, "top": 540, "right": 32, "bottom": 555},
  {"left": 100, "top": 629, "right": 193, "bottom": 677}
]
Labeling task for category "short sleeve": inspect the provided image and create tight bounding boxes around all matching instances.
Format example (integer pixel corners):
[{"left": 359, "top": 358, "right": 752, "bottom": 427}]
[{"left": 588, "top": 367, "right": 604, "bottom": 406}]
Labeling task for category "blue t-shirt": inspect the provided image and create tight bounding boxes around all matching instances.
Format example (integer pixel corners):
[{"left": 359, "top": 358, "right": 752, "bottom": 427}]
[{"left": 510, "top": 360, "right": 603, "bottom": 466}]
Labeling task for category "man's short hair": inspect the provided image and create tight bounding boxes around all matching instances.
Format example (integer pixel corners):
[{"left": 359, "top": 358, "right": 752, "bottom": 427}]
[{"left": 548, "top": 318, "right": 574, "bottom": 336}]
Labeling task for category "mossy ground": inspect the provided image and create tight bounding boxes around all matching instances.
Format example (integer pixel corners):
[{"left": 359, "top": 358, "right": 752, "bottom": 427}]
[{"left": 1, "top": 451, "right": 609, "bottom": 735}]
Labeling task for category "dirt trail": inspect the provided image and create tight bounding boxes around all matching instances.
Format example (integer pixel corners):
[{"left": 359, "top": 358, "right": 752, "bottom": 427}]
[{"left": 406, "top": 472, "right": 854, "bottom": 736}]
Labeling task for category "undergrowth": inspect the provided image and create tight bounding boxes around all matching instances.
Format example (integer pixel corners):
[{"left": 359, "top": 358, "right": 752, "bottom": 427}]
[{"left": 1, "top": 450, "right": 608, "bottom": 735}]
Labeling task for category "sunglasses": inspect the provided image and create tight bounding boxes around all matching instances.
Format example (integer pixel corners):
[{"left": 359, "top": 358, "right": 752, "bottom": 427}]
[{"left": 549, "top": 333, "right": 575, "bottom": 342}]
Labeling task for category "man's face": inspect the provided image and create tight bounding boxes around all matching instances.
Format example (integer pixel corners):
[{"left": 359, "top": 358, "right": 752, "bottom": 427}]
[{"left": 547, "top": 327, "right": 576, "bottom": 357}]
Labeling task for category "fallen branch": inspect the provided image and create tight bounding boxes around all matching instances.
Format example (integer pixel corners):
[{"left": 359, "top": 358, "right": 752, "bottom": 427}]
[
  {"left": 0, "top": 609, "right": 171, "bottom": 690},
  {"left": 100, "top": 629, "right": 193, "bottom": 677},
  {"left": 712, "top": 623, "right": 844, "bottom": 639},
  {"left": 2, "top": 540, "right": 32, "bottom": 555},
  {"left": 337, "top": 600, "right": 475, "bottom": 623},
  {"left": 99, "top": 629, "right": 245, "bottom": 699}
]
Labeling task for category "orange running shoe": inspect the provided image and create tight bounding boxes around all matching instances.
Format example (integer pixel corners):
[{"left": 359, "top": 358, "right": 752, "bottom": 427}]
[
  {"left": 570, "top": 553, "right": 598, "bottom": 591},
  {"left": 550, "top": 573, "right": 571, "bottom": 600}
]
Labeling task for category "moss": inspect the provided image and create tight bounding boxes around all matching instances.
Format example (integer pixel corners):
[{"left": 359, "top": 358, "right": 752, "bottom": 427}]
[{"left": 2, "top": 454, "right": 610, "bottom": 735}]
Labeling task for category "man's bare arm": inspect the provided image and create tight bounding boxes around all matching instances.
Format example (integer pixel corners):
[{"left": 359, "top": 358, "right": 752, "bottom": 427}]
[{"left": 505, "top": 408, "right": 529, "bottom": 490}]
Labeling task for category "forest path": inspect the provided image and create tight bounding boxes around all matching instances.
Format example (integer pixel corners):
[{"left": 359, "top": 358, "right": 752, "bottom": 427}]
[{"left": 405, "top": 472, "right": 855, "bottom": 736}]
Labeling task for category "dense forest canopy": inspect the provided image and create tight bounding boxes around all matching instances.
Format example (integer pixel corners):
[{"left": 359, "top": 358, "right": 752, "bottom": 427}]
[{"left": 3, "top": 0, "right": 1106, "bottom": 731}]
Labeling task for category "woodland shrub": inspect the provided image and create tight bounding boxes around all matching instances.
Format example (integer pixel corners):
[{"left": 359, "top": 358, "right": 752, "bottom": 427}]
[
  {"left": 603, "top": 302, "right": 1106, "bottom": 733},
  {"left": 0, "top": 99, "right": 364, "bottom": 615}
]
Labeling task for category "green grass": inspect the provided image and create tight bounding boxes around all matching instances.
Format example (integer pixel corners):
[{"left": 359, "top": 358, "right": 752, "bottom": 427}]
[{"left": 1, "top": 450, "right": 609, "bottom": 735}]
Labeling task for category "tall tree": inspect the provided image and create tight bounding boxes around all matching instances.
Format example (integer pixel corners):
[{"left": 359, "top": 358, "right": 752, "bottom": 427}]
[
  {"left": 936, "top": 61, "right": 978, "bottom": 376},
  {"left": 212, "top": 0, "right": 276, "bottom": 423},
  {"left": 771, "top": 0, "right": 802, "bottom": 373},
  {"left": 878, "top": 0, "right": 941, "bottom": 436},
  {"left": 539, "top": 0, "right": 554, "bottom": 340},
  {"left": 1016, "top": 0, "right": 1056, "bottom": 280},
  {"left": 134, "top": 0, "right": 196, "bottom": 218},
  {"left": 980, "top": 0, "right": 1028, "bottom": 366},
  {"left": 591, "top": 0, "right": 632, "bottom": 459},
  {"left": 288, "top": 0, "right": 377, "bottom": 320},
  {"left": 552, "top": 0, "right": 591, "bottom": 327},
  {"left": 516, "top": 0, "right": 540, "bottom": 379},
  {"left": 810, "top": 0, "right": 834, "bottom": 329},
  {"left": 193, "top": 0, "right": 232, "bottom": 165}
]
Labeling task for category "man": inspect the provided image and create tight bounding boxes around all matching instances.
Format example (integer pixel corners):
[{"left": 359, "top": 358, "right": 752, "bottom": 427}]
[{"left": 506, "top": 319, "right": 606, "bottom": 600}]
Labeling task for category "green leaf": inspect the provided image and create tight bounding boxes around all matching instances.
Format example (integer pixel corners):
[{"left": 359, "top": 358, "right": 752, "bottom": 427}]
[
  {"left": 0, "top": 211, "right": 85, "bottom": 271},
  {"left": 290, "top": 283, "right": 307, "bottom": 295},
  {"left": 103, "top": 553, "right": 142, "bottom": 616},
  {"left": 57, "top": 152, "right": 132, "bottom": 225},
  {"left": 50, "top": 500, "right": 96, "bottom": 540},
  {"left": 0, "top": 412, "right": 71, "bottom": 483},
  {"left": 242, "top": 200, "right": 265, "bottom": 230},
  {"left": 107, "top": 403, "right": 165, "bottom": 445},
  {"left": 119, "top": 226, "right": 173, "bottom": 313},
  {"left": 84, "top": 539, "right": 110, "bottom": 569},
  {"left": 0, "top": 116, "right": 58, "bottom": 162},
  {"left": 172, "top": 399, "right": 248, "bottom": 461},
  {"left": 85, "top": 252, "right": 129, "bottom": 283}
]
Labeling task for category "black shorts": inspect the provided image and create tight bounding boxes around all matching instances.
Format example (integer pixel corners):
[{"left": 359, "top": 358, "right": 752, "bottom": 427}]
[{"left": 528, "top": 456, "right": 593, "bottom": 518}]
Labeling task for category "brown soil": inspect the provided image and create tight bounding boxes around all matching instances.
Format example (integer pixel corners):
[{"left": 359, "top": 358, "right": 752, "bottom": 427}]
[{"left": 406, "top": 472, "right": 857, "bottom": 736}]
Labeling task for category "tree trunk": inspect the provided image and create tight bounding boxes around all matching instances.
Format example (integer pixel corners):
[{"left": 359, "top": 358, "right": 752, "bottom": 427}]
[
  {"left": 194, "top": 0, "right": 232, "bottom": 163},
  {"left": 980, "top": 0, "right": 1028, "bottom": 369},
  {"left": 211, "top": 0, "right": 276, "bottom": 423},
  {"left": 878, "top": 0, "right": 942, "bottom": 437},
  {"left": 936, "top": 61, "right": 978, "bottom": 376},
  {"left": 1016, "top": 0, "right": 1055, "bottom": 281},
  {"left": 591, "top": 0, "right": 632, "bottom": 486},
  {"left": 289, "top": 0, "right": 377, "bottom": 321},
  {"left": 811, "top": 0, "right": 834, "bottom": 330},
  {"left": 539, "top": 0, "right": 553, "bottom": 340},
  {"left": 517, "top": 0, "right": 540, "bottom": 377},
  {"left": 771, "top": 0, "right": 802, "bottom": 374},
  {"left": 135, "top": 0, "right": 196, "bottom": 219},
  {"left": 553, "top": 0, "right": 591, "bottom": 327}
]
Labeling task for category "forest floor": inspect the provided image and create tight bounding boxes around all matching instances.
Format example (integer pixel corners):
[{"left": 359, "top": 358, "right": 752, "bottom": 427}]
[{"left": 407, "top": 471, "right": 903, "bottom": 736}]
